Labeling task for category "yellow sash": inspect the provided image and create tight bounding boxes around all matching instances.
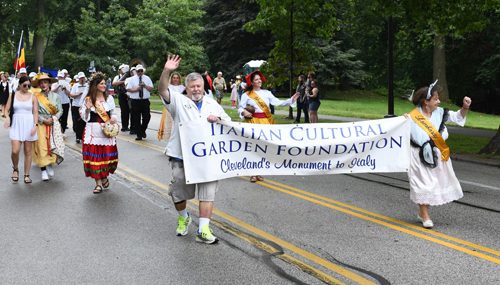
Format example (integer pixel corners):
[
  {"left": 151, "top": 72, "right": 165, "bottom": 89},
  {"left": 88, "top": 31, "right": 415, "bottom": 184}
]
[
  {"left": 246, "top": 90, "right": 275, "bottom": 124},
  {"left": 85, "top": 97, "right": 110, "bottom": 122},
  {"left": 32, "top": 89, "right": 57, "bottom": 115},
  {"left": 410, "top": 108, "right": 450, "bottom": 161}
]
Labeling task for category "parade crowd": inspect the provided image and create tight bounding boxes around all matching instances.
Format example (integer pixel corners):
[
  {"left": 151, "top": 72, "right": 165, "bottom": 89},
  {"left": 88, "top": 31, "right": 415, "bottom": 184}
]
[{"left": 1, "top": 55, "right": 472, "bottom": 244}]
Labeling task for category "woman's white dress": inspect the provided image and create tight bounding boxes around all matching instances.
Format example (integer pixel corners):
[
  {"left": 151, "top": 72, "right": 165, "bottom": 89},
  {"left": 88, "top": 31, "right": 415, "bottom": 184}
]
[
  {"left": 10, "top": 94, "right": 37, "bottom": 142},
  {"left": 408, "top": 107, "right": 465, "bottom": 205}
]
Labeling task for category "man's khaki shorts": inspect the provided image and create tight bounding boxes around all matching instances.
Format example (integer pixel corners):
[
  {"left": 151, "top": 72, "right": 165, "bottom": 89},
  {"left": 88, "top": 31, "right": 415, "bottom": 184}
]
[{"left": 168, "top": 160, "right": 218, "bottom": 203}]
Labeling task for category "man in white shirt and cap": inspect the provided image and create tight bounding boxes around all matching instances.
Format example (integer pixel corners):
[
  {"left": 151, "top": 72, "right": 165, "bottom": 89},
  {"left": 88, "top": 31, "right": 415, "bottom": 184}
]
[
  {"left": 113, "top": 64, "right": 131, "bottom": 132},
  {"left": 158, "top": 55, "right": 231, "bottom": 244},
  {"left": 11, "top": 67, "right": 27, "bottom": 94},
  {"left": 52, "top": 71, "right": 72, "bottom": 136},
  {"left": 126, "top": 64, "right": 153, "bottom": 140},
  {"left": 70, "top": 72, "right": 88, "bottom": 143}
]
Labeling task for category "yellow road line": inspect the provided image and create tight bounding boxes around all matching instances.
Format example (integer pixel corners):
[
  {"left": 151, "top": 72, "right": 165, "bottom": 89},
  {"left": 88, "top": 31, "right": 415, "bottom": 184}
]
[
  {"left": 263, "top": 179, "right": 500, "bottom": 258},
  {"left": 64, "top": 142, "right": 372, "bottom": 284},
  {"left": 247, "top": 177, "right": 500, "bottom": 265}
]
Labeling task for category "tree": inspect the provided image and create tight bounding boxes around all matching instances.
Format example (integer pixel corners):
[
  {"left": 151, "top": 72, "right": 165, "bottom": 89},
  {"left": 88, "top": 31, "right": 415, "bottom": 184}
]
[
  {"left": 352, "top": 0, "right": 498, "bottom": 101},
  {"left": 202, "top": 0, "right": 274, "bottom": 78},
  {"left": 127, "top": 0, "right": 207, "bottom": 80},
  {"left": 244, "top": 0, "right": 339, "bottom": 88}
]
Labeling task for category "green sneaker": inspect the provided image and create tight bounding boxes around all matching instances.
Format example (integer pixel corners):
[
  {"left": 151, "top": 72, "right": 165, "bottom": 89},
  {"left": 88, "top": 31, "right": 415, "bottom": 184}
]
[
  {"left": 176, "top": 214, "right": 191, "bottom": 236},
  {"left": 196, "top": 224, "right": 219, "bottom": 244}
]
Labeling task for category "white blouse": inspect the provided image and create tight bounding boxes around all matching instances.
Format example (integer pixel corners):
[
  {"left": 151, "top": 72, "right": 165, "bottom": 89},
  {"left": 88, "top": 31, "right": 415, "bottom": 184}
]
[{"left": 238, "top": 89, "right": 295, "bottom": 118}]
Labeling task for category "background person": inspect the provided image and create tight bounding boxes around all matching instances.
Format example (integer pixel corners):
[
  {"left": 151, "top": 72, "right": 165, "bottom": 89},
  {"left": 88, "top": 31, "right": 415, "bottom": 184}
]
[
  {"left": 307, "top": 80, "right": 321, "bottom": 123},
  {"left": 213, "top": 71, "right": 227, "bottom": 104},
  {"left": 31, "top": 73, "right": 64, "bottom": 181},
  {"left": 294, "top": 74, "right": 309, "bottom": 123},
  {"left": 70, "top": 72, "right": 88, "bottom": 143},
  {"left": 79, "top": 73, "right": 119, "bottom": 194},
  {"left": 3, "top": 76, "right": 38, "bottom": 183},
  {"left": 158, "top": 72, "right": 185, "bottom": 142},
  {"left": 1, "top": 73, "right": 11, "bottom": 118},
  {"left": 126, "top": 65, "right": 153, "bottom": 141},
  {"left": 51, "top": 71, "right": 71, "bottom": 137},
  {"left": 230, "top": 79, "right": 238, "bottom": 108},
  {"left": 406, "top": 80, "right": 471, "bottom": 228},
  {"left": 112, "top": 65, "right": 131, "bottom": 132},
  {"left": 238, "top": 70, "right": 299, "bottom": 182}
]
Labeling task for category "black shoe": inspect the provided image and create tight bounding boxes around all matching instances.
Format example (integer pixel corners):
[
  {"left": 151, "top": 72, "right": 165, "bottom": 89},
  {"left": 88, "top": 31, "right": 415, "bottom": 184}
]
[
  {"left": 130, "top": 131, "right": 137, "bottom": 135},
  {"left": 123, "top": 128, "right": 130, "bottom": 131},
  {"left": 293, "top": 121, "right": 299, "bottom": 123},
  {"left": 135, "top": 137, "right": 142, "bottom": 141},
  {"left": 143, "top": 132, "right": 147, "bottom": 138}
]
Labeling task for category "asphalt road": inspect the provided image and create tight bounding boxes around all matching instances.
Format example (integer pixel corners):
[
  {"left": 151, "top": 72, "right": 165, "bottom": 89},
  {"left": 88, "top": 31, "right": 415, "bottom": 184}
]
[{"left": 1, "top": 108, "right": 500, "bottom": 285}]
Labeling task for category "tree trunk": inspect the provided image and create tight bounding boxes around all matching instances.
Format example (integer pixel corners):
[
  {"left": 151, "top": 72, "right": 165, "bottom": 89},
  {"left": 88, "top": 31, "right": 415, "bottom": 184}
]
[
  {"left": 433, "top": 34, "right": 449, "bottom": 101},
  {"left": 479, "top": 124, "right": 500, "bottom": 156},
  {"left": 24, "top": 25, "right": 30, "bottom": 51},
  {"left": 34, "top": 0, "right": 45, "bottom": 68}
]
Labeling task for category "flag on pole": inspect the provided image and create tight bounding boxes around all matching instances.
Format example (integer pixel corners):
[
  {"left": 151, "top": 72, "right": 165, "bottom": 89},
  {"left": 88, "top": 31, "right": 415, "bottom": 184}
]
[{"left": 14, "top": 32, "right": 26, "bottom": 71}]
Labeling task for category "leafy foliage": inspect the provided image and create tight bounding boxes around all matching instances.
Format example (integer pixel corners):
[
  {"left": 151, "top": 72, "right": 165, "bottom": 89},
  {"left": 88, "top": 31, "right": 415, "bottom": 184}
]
[{"left": 244, "top": 0, "right": 339, "bottom": 87}]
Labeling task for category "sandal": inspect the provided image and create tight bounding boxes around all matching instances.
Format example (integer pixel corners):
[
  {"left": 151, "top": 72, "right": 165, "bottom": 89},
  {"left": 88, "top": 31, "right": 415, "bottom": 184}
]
[
  {"left": 93, "top": 185, "right": 103, "bottom": 194},
  {"left": 250, "top": 176, "right": 257, "bottom": 183},
  {"left": 257, "top": 176, "right": 265, "bottom": 181},
  {"left": 12, "top": 167, "right": 19, "bottom": 182},
  {"left": 102, "top": 177, "right": 110, "bottom": 189},
  {"left": 24, "top": 175, "right": 32, "bottom": 184}
]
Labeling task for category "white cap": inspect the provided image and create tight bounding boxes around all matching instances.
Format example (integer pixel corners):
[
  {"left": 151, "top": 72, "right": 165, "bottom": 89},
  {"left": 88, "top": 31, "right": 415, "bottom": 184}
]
[
  {"left": 57, "top": 71, "right": 65, "bottom": 78},
  {"left": 19, "top": 68, "right": 27, "bottom": 74},
  {"left": 120, "top": 65, "right": 129, "bottom": 73},
  {"left": 130, "top": 66, "right": 136, "bottom": 71},
  {"left": 29, "top": 72, "right": 37, "bottom": 78},
  {"left": 78, "top": 72, "right": 86, "bottom": 79},
  {"left": 74, "top": 75, "right": 78, "bottom": 79},
  {"left": 135, "top": 65, "right": 145, "bottom": 72},
  {"left": 118, "top": 64, "right": 124, "bottom": 70},
  {"left": 61, "top": 69, "right": 68, "bottom": 74}
]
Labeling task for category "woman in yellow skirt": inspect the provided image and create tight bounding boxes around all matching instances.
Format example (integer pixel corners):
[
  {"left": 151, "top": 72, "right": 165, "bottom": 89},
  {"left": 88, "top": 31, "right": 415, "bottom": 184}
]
[
  {"left": 31, "top": 73, "right": 64, "bottom": 181},
  {"left": 238, "top": 70, "right": 299, "bottom": 182}
]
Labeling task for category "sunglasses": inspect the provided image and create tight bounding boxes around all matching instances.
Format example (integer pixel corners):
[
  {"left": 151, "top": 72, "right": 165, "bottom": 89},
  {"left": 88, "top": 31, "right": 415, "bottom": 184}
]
[{"left": 22, "top": 84, "right": 30, "bottom": 88}]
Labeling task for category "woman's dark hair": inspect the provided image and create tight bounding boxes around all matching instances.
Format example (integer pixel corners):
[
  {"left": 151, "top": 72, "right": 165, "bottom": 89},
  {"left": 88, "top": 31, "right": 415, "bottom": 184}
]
[
  {"left": 244, "top": 72, "right": 263, "bottom": 93},
  {"left": 412, "top": 85, "right": 440, "bottom": 107},
  {"left": 201, "top": 74, "right": 211, "bottom": 94},
  {"left": 19, "top": 76, "right": 30, "bottom": 85},
  {"left": 87, "top": 75, "right": 108, "bottom": 107}
]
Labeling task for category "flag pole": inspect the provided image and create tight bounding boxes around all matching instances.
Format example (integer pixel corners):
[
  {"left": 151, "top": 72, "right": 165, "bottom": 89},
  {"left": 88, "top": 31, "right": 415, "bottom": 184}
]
[{"left": 14, "top": 30, "right": 24, "bottom": 77}]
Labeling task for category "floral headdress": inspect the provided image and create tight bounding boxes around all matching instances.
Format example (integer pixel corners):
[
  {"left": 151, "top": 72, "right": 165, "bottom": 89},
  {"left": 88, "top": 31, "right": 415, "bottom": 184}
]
[
  {"left": 33, "top": 72, "right": 50, "bottom": 81},
  {"left": 88, "top": 71, "right": 107, "bottom": 84}
]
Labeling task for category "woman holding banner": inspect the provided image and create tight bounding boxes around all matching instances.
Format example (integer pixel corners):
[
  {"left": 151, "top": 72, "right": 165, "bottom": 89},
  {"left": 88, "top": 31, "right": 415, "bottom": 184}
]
[
  {"left": 31, "top": 73, "right": 64, "bottom": 182},
  {"left": 406, "top": 80, "right": 471, "bottom": 228},
  {"left": 80, "top": 73, "right": 119, "bottom": 194},
  {"left": 238, "top": 70, "right": 299, "bottom": 182}
]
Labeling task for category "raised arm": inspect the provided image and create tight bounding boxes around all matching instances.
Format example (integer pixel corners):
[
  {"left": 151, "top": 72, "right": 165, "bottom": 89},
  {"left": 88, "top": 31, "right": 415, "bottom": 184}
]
[{"left": 158, "top": 55, "right": 181, "bottom": 103}]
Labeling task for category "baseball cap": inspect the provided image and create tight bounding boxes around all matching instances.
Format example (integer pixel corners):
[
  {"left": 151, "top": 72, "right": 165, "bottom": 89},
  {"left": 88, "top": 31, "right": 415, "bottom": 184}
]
[
  {"left": 78, "top": 72, "right": 86, "bottom": 79},
  {"left": 19, "top": 68, "right": 27, "bottom": 74}
]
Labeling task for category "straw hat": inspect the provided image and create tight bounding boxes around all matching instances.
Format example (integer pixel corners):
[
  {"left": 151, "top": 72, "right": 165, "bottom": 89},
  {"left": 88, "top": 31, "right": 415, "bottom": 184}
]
[{"left": 31, "top": 73, "right": 57, "bottom": 87}]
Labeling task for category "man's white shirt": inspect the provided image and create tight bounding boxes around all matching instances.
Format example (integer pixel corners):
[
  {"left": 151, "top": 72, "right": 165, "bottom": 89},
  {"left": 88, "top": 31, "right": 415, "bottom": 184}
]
[
  {"left": 52, "top": 80, "right": 71, "bottom": 104},
  {"left": 127, "top": 74, "right": 153, "bottom": 99},
  {"left": 70, "top": 83, "right": 89, "bottom": 107}
]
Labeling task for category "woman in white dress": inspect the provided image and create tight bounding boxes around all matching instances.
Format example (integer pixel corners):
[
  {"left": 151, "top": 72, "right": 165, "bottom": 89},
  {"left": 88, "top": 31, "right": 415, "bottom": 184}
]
[
  {"left": 406, "top": 80, "right": 471, "bottom": 228},
  {"left": 3, "top": 76, "right": 39, "bottom": 183},
  {"left": 238, "top": 70, "right": 299, "bottom": 182},
  {"left": 229, "top": 79, "right": 238, "bottom": 108}
]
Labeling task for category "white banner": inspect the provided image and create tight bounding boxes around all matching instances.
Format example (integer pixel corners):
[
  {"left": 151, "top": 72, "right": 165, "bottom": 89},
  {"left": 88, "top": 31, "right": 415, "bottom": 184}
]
[{"left": 179, "top": 117, "right": 411, "bottom": 184}]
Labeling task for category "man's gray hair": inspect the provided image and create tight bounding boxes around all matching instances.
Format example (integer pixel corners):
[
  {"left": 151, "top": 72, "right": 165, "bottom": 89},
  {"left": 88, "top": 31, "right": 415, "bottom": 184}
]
[
  {"left": 217, "top": 71, "right": 222, "bottom": 75},
  {"left": 185, "top": 72, "right": 204, "bottom": 87}
]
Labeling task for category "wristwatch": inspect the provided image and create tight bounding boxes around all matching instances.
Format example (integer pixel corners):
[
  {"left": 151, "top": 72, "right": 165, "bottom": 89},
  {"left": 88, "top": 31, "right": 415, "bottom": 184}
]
[{"left": 34, "top": 123, "right": 38, "bottom": 126}]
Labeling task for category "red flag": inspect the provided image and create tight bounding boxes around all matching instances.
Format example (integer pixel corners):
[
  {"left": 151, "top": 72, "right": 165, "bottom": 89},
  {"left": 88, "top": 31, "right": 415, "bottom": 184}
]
[{"left": 14, "top": 34, "right": 25, "bottom": 71}]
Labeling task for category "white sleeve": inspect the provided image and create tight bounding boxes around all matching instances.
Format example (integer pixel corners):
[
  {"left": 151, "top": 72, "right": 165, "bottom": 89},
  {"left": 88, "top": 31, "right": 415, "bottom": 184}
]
[{"left": 446, "top": 110, "right": 466, "bottom": 127}]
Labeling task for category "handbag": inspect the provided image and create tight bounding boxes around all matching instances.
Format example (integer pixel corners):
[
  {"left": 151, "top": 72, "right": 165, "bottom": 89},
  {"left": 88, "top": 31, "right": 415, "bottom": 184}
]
[{"left": 102, "top": 121, "right": 120, "bottom": 137}]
